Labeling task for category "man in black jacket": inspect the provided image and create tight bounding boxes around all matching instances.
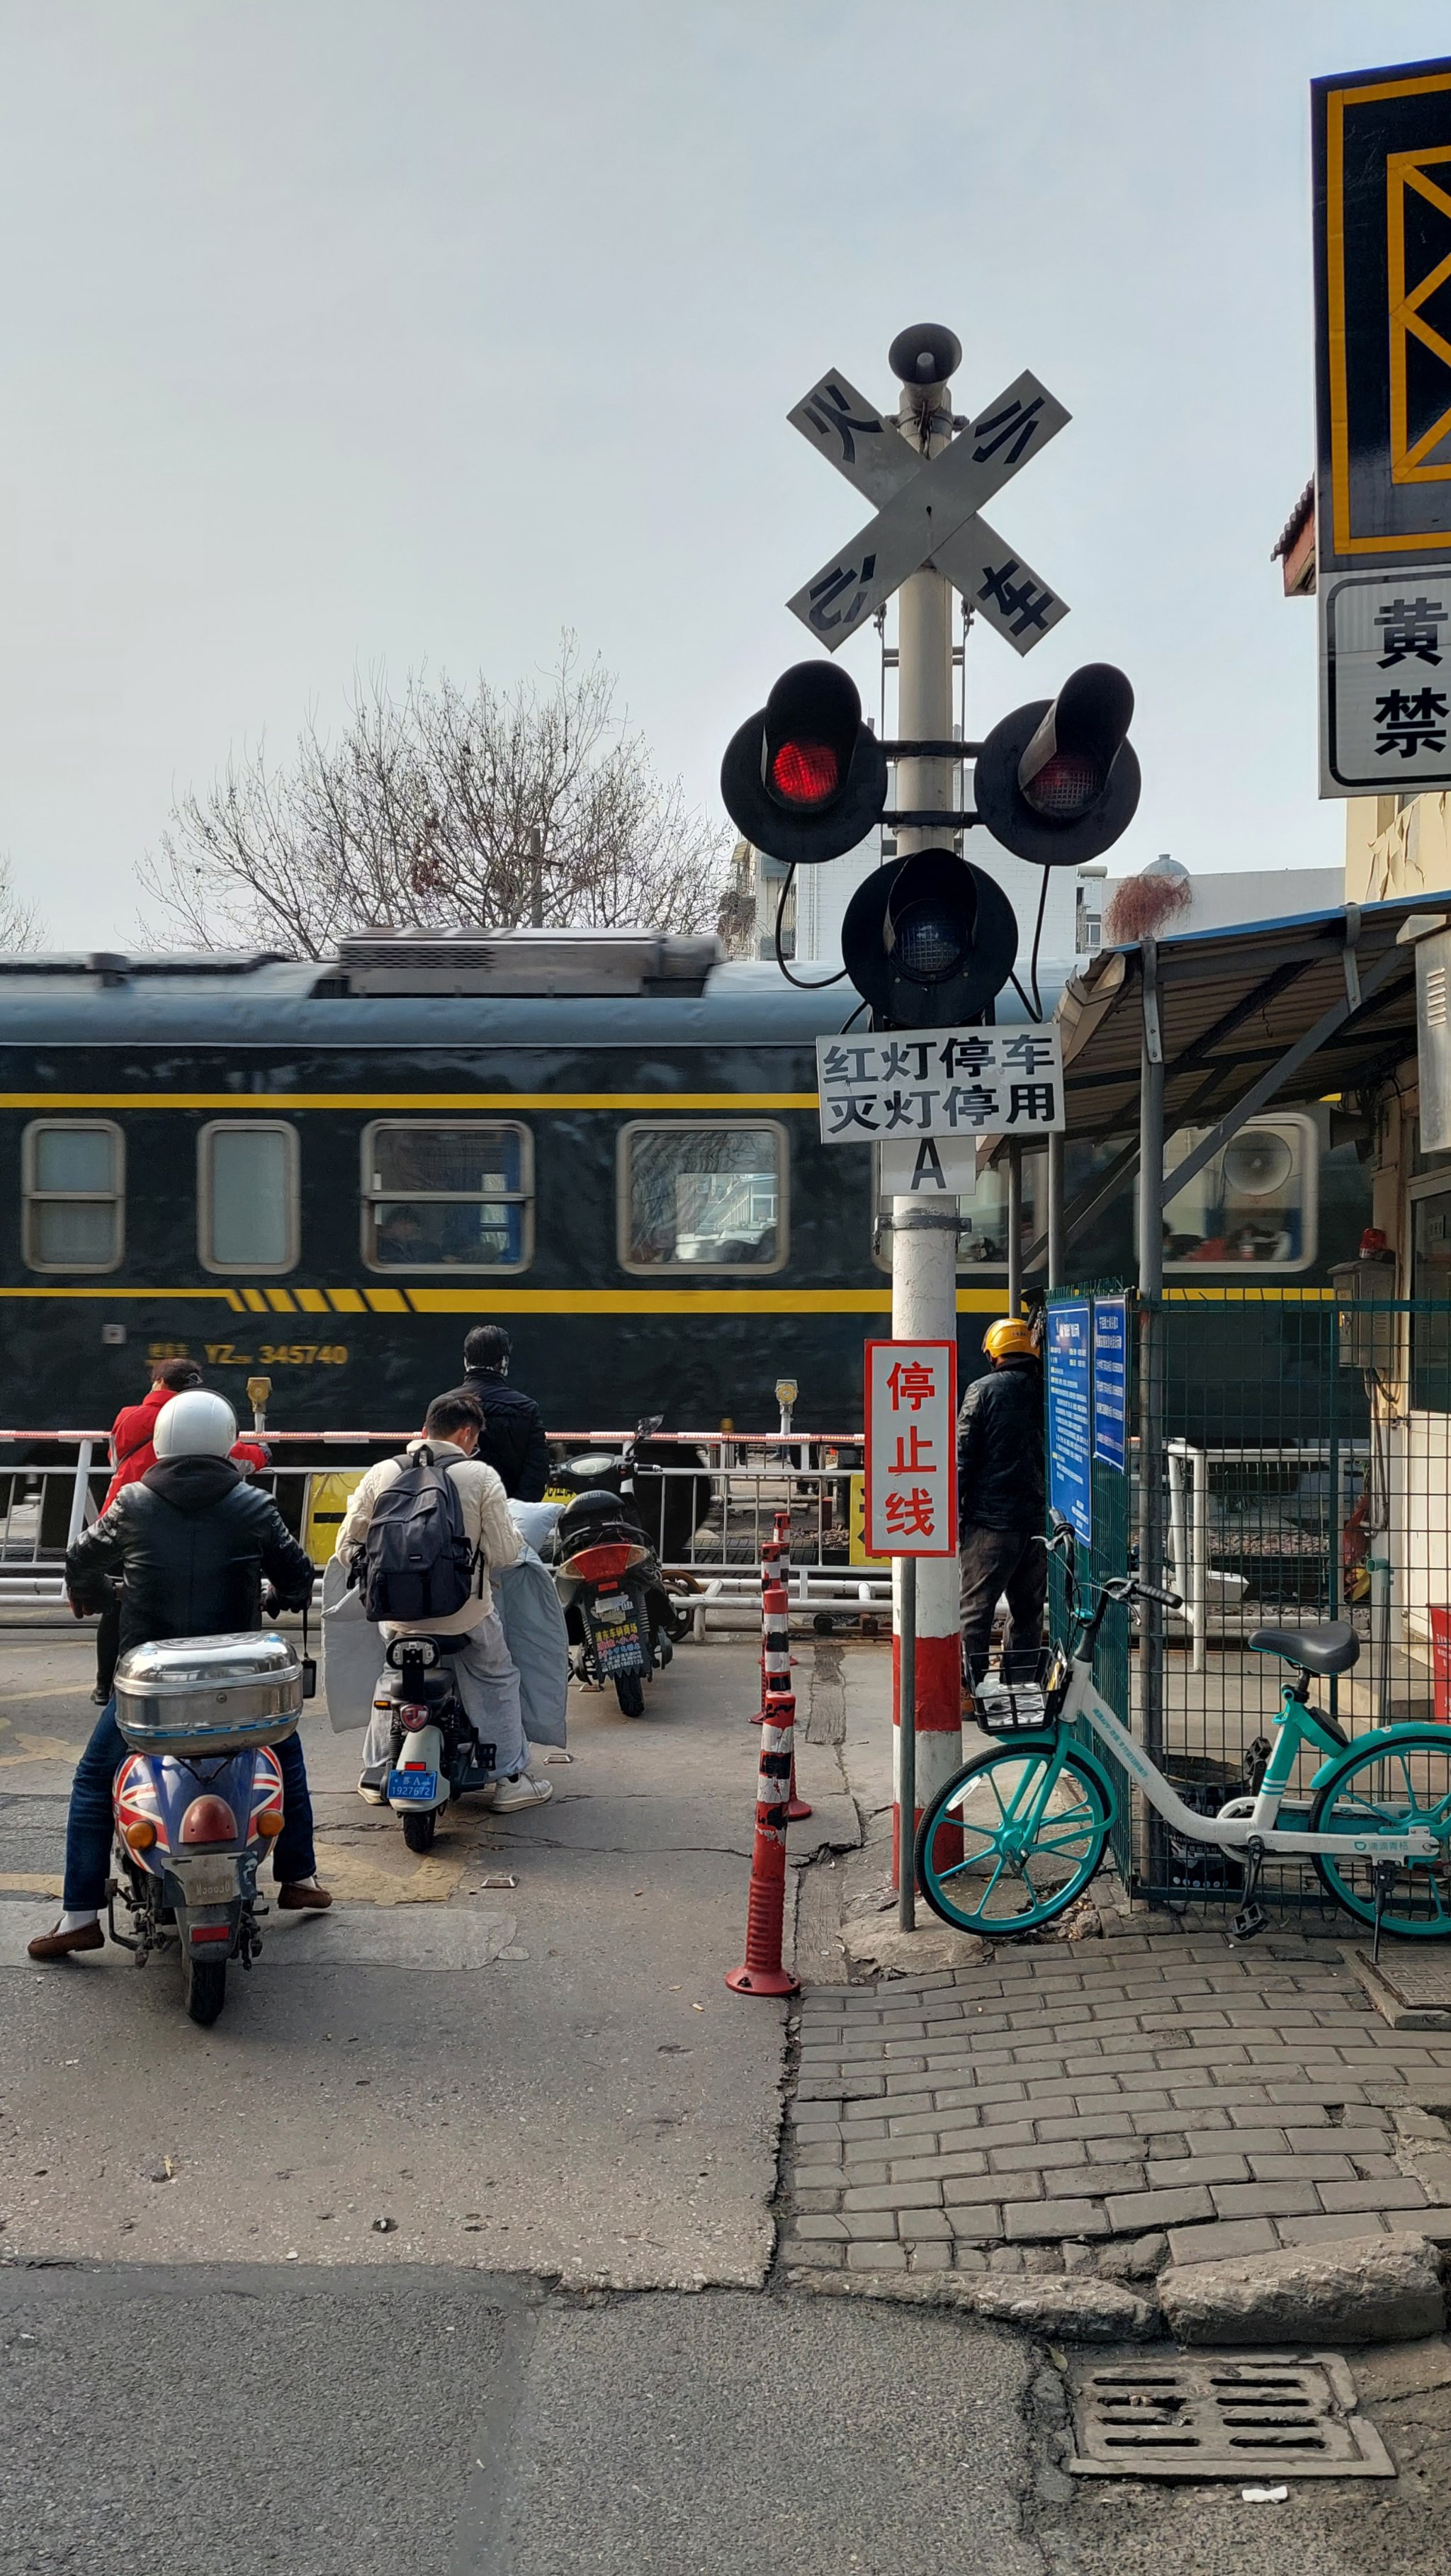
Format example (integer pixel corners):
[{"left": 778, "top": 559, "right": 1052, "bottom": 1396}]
[
  {"left": 29, "top": 1389, "right": 329, "bottom": 1961},
  {"left": 436, "top": 1326, "right": 548, "bottom": 1501},
  {"left": 958, "top": 1317, "right": 1046, "bottom": 1689}
]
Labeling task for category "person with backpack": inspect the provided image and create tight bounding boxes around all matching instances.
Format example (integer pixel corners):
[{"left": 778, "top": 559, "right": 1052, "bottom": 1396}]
[{"left": 335, "top": 1392, "right": 551, "bottom": 1812}]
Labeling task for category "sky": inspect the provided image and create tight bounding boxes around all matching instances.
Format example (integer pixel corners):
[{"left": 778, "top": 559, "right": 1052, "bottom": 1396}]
[{"left": 0, "top": 1, "right": 1447, "bottom": 948}]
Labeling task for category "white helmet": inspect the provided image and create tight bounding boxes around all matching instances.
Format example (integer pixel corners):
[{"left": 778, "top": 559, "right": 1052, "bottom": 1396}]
[{"left": 152, "top": 1389, "right": 238, "bottom": 1460}]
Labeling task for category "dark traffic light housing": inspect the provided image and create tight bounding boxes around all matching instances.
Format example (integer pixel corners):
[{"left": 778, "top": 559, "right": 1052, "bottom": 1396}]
[
  {"left": 841, "top": 848, "right": 1017, "bottom": 1028},
  {"left": 720, "top": 662, "right": 888, "bottom": 866},
  {"left": 972, "top": 662, "right": 1140, "bottom": 866}
]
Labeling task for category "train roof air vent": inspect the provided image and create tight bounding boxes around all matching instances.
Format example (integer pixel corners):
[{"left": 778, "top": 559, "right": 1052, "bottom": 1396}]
[{"left": 333, "top": 927, "right": 723, "bottom": 998}]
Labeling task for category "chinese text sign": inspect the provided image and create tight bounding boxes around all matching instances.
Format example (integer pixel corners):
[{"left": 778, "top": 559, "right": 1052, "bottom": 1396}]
[
  {"left": 1092, "top": 1297, "right": 1128, "bottom": 1473},
  {"left": 818, "top": 1028, "right": 1065, "bottom": 1144},
  {"left": 864, "top": 1339, "right": 959, "bottom": 1557},
  {"left": 1046, "top": 1303, "right": 1092, "bottom": 1545}
]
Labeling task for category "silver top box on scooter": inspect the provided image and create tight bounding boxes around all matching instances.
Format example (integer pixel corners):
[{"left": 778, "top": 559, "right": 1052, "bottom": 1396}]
[{"left": 113, "top": 1632, "right": 304, "bottom": 1754}]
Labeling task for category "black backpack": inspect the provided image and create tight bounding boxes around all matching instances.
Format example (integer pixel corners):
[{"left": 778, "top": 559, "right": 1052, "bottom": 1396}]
[{"left": 361, "top": 1445, "right": 477, "bottom": 1624}]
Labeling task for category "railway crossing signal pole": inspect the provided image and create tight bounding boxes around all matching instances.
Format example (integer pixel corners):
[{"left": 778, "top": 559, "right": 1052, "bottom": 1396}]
[
  {"left": 883, "top": 326, "right": 969, "bottom": 1873},
  {"left": 719, "top": 318, "right": 1144, "bottom": 1907}
]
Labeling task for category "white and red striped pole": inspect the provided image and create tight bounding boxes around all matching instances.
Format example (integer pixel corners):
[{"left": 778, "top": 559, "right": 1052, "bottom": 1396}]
[
  {"left": 726, "top": 1686, "right": 801, "bottom": 1998},
  {"left": 757, "top": 1508, "right": 811, "bottom": 1819},
  {"left": 888, "top": 344, "right": 963, "bottom": 1891}
]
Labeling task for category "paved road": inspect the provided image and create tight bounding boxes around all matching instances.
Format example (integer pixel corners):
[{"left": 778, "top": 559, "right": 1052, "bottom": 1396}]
[
  {"left": 0, "top": 1626, "right": 861, "bottom": 2286},
  {"left": 0, "top": 2264, "right": 1044, "bottom": 2576},
  {"left": 8, "top": 1621, "right": 1451, "bottom": 2575}
]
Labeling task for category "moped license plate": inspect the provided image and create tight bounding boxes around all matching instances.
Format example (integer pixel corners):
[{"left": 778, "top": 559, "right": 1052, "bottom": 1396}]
[
  {"left": 595, "top": 1628, "right": 643, "bottom": 1674},
  {"left": 388, "top": 1768, "right": 439, "bottom": 1803},
  {"left": 171, "top": 1855, "right": 243, "bottom": 1907},
  {"left": 592, "top": 1595, "right": 631, "bottom": 1623}
]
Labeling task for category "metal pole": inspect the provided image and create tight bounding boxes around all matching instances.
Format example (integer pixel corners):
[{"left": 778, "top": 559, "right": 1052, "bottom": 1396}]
[
  {"left": 1046, "top": 1129, "right": 1066, "bottom": 1290},
  {"left": 898, "top": 1555, "right": 918, "bottom": 1932},
  {"left": 1006, "top": 1141, "right": 1024, "bottom": 1316},
  {"left": 529, "top": 825, "right": 544, "bottom": 929},
  {"left": 1327, "top": 1329, "right": 1340, "bottom": 1723},
  {"left": 888, "top": 339, "right": 962, "bottom": 1893},
  {"left": 1136, "top": 941, "right": 1166, "bottom": 1768}
]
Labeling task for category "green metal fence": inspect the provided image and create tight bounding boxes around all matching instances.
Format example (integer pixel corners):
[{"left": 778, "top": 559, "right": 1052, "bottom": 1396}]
[
  {"left": 1040, "top": 1288, "right": 1451, "bottom": 1918},
  {"left": 1139, "top": 1291, "right": 1449, "bottom": 1914}
]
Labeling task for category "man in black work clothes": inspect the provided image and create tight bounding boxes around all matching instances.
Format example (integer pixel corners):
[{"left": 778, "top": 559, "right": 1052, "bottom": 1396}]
[
  {"left": 437, "top": 1325, "right": 548, "bottom": 1500},
  {"left": 958, "top": 1316, "right": 1046, "bottom": 1691}
]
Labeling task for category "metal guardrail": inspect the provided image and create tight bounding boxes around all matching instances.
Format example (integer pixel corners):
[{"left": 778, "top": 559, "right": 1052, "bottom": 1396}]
[{"left": 0, "top": 1431, "right": 892, "bottom": 1633}]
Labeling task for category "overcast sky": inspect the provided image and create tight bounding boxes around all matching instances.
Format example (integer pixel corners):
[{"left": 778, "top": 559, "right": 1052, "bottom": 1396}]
[{"left": 1, "top": 1, "right": 1447, "bottom": 947}]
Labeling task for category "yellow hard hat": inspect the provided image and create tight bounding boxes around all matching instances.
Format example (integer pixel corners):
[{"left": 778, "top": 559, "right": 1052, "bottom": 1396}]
[{"left": 982, "top": 1317, "right": 1036, "bottom": 1361}]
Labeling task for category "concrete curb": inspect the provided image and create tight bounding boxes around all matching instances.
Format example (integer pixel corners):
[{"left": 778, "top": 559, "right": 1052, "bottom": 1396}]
[
  {"left": 786, "top": 2266, "right": 1158, "bottom": 2342},
  {"left": 789, "top": 2230, "right": 1450, "bottom": 2349},
  {"left": 1157, "top": 2230, "right": 1447, "bottom": 2349}
]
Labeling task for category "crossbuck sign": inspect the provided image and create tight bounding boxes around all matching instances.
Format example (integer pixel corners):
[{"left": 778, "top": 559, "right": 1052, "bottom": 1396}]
[{"left": 787, "top": 367, "right": 1071, "bottom": 653}]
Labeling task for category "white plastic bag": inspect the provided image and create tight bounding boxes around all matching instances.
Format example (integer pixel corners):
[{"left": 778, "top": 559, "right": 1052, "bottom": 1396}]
[{"left": 320, "top": 1553, "right": 385, "bottom": 1735}]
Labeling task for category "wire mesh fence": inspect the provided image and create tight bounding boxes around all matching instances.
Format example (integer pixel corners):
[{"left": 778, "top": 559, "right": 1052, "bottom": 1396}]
[{"left": 1137, "top": 1292, "right": 1450, "bottom": 1917}]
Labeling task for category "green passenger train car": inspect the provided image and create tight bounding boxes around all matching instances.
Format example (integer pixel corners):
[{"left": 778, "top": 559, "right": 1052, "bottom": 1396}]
[{"left": 0, "top": 935, "right": 1370, "bottom": 1445}]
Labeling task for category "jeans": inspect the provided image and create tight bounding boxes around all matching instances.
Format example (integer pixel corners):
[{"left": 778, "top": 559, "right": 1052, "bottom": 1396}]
[
  {"left": 959, "top": 1524, "right": 1047, "bottom": 1680},
  {"left": 360, "top": 1611, "right": 529, "bottom": 1781},
  {"left": 63, "top": 1701, "right": 317, "bottom": 1911}
]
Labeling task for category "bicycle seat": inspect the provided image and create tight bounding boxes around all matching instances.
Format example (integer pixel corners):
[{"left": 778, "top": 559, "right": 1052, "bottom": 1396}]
[{"left": 1248, "top": 1621, "right": 1360, "bottom": 1677}]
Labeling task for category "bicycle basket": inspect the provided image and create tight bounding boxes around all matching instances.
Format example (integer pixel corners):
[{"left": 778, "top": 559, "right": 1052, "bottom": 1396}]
[{"left": 966, "top": 1649, "right": 1059, "bottom": 1736}]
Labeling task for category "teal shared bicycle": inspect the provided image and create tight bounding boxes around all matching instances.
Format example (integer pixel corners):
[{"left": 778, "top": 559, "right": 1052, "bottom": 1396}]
[{"left": 915, "top": 1521, "right": 1451, "bottom": 1953}]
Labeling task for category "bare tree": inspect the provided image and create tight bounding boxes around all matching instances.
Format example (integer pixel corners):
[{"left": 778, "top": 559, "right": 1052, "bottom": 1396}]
[
  {"left": 0, "top": 855, "right": 42, "bottom": 953},
  {"left": 137, "top": 640, "right": 730, "bottom": 957}
]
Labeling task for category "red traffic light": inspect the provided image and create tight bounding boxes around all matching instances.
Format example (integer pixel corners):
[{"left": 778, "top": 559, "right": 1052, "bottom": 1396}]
[
  {"left": 1019, "top": 747, "right": 1102, "bottom": 817},
  {"left": 721, "top": 659, "right": 888, "bottom": 866},
  {"left": 1018, "top": 665, "right": 1134, "bottom": 822},
  {"left": 769, "top": 739, "right": 841, "bottom": 807},
  {"left": 972, "top": 663, "right": 1140, "bottom": 866}
]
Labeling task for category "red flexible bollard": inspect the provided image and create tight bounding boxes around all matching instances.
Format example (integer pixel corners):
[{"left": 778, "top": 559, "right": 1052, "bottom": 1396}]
[{"left": 726, "top": 1686, "right": 801, "bottom": 1998}]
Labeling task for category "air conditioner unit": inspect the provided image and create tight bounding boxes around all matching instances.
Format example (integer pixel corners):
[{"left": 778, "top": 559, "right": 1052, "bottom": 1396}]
[{"left": 334, "top": 928, "right": 722, "bottom": 997}]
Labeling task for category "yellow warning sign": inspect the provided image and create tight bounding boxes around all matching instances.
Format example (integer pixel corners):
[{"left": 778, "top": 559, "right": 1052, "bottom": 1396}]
[
  {"left": 847, "top": 1473, "right": 891, "bottom": 1568},
  {"left": 303, "top": 1470, "right": 366, "bottom": 1566}
]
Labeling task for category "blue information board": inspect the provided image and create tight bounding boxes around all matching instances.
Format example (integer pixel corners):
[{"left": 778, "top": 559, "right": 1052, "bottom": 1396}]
[
  {"left": 1093, "top": 1297, "right": 1128, "bottom": 1473},
  {"left": 1046, "top": 1302, "right": 1092, "bottom": 1545}
]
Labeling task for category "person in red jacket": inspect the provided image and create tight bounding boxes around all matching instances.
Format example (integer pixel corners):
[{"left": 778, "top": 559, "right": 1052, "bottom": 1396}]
[{"left": 86, "top": 1358, "right": 203, "bottom": 1703}]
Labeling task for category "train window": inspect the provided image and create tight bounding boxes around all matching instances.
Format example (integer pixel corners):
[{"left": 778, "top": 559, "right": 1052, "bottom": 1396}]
[
  {"left": 361, "top": 1122, "right": 532, "bottom": 1271},
  {"left": 23, "top": 1121, "right": 125, "bottom": 1272},
  {"left": 1160, "top": 1116, "right": 1316, "bottom": 1271},
  {"left": 873, "top": 1148, "right": 1044, "bottom": 1273},
  {"left": 198, "top": 1123, "right": 300, "bottom": 1274},
  {"left": 619, "top": 1123, "right": 787, "bottom": 1273}
]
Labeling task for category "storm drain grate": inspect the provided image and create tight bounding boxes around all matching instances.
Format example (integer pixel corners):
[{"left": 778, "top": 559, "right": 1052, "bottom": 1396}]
[{"left": 1068, "top": 2353, "right": 1394, "bottom": 2480}]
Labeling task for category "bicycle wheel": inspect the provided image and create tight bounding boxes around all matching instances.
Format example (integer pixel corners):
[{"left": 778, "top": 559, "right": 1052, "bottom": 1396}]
[
  {"left": 1310, "top": 1727, "right": 1451, "bottom": 1938},
  {"left": 915, "top": 1741, "right": 1112, "bottom": 1939}
]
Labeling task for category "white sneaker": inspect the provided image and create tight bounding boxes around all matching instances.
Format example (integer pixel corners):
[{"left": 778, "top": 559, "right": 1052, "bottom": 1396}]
[
  {"left": 357, "top": 1773, "right": 387, "bottom": 1806},
  {"left": 489, "top": 1772, "right": 553, "bottom": 1813}
]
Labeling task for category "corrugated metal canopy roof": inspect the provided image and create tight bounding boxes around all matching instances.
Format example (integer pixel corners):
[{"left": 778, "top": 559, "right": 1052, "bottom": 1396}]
[{"left": 1053, "top": 892, "right": 1442, "bottom": 1139}]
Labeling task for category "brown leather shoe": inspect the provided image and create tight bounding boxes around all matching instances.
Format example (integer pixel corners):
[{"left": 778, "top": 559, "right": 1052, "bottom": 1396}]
[
  {"left": 278, "top": 1882, "right": 332, "bottom": 1911},
  {"left": 28, "top": 1919, "right": 105, "bottom": 1960}
]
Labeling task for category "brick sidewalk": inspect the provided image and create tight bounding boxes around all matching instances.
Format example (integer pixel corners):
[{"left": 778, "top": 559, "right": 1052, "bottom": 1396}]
[{"left": 779, "top": 1932, "right": 1451, "bottom": 2280}]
